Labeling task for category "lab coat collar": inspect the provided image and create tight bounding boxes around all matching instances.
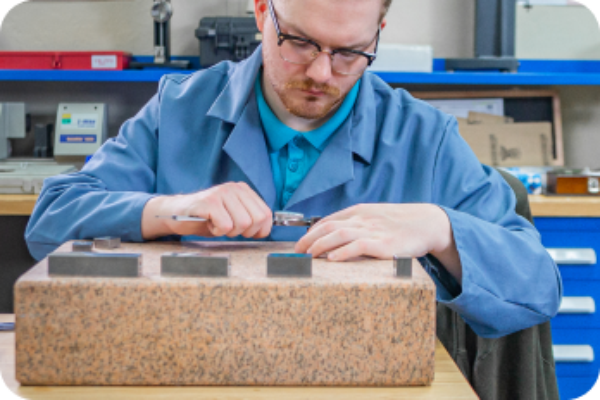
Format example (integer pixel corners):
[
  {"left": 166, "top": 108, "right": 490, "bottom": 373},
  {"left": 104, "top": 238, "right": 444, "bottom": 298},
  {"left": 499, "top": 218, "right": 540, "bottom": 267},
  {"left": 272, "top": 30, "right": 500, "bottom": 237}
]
[{"left": 207, "top": 45, "right": 265, "bottom": 124}]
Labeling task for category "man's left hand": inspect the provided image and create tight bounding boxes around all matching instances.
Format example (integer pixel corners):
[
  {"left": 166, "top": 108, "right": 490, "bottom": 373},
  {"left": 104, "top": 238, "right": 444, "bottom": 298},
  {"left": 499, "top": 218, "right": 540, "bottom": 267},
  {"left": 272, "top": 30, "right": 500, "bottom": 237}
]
[{"left": 295, "top": 204, "right": 462, "bottom": 282}]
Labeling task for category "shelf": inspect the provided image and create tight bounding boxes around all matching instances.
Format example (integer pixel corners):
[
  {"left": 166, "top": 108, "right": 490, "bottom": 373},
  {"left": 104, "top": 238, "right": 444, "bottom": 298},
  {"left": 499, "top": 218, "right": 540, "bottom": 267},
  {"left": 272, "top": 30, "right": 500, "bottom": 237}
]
[
  {"left": 2, "top": 57, "right": 600, "bottom": 85},
  {"left": 530, "top": 195, "right": 600, "bottom": 217}
]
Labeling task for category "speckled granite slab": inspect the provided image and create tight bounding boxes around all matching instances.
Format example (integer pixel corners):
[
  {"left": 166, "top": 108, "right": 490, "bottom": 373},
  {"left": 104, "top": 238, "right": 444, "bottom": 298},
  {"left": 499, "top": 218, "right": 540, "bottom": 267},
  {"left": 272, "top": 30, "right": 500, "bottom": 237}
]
[{"left": 15, "top": 241, "right": 436, "bottom": 386}]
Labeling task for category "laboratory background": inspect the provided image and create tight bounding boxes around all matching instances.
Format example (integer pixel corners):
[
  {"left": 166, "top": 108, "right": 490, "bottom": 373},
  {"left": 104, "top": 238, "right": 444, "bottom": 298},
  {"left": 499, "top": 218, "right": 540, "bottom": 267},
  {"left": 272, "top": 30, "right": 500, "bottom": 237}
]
[{"left": 1, "top": 0, "right": 600, "bottom": 399}]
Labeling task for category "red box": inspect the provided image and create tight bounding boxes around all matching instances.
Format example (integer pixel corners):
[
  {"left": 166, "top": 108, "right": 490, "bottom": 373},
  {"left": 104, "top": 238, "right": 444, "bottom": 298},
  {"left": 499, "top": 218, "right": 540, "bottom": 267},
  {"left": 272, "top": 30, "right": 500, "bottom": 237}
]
[{"left": 0, "top": 51, "right": 131, "bottom": 70}]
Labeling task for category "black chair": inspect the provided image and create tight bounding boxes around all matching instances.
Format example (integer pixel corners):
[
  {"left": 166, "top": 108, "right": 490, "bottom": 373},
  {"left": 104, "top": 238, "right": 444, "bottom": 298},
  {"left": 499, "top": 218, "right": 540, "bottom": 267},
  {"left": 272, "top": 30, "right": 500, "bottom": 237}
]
[{"left": 436, "top": 168, "right": 559, "bottom": 400}]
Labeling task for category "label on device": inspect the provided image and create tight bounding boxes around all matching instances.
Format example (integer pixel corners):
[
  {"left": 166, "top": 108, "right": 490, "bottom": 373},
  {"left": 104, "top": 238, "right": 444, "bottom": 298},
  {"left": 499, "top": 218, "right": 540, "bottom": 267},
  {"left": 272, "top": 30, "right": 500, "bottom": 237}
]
[{"left": 92, "top": 55, "right": 118, "bottom": 69}]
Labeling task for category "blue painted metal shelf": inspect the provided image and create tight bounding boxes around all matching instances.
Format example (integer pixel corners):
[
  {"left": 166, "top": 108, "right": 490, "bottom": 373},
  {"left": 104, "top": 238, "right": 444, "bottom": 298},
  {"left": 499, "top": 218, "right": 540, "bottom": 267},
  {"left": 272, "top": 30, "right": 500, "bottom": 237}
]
[{"left": 2, "top": 57, "right": 600, "bottom": 85}]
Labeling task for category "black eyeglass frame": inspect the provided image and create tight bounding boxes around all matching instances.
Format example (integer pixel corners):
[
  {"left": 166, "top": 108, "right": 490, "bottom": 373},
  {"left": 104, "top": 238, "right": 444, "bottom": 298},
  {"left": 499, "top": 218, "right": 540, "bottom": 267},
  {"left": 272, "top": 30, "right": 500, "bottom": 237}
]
[{"left": 266, "top": 0, "right": 379, "bottom": 74}]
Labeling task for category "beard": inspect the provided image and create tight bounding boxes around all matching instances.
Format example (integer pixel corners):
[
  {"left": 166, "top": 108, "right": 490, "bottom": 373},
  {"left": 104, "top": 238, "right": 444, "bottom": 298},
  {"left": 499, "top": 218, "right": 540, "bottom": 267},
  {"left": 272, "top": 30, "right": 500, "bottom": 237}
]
[{"left": 272, "top": 78, "right": 343, "bottom": 120}]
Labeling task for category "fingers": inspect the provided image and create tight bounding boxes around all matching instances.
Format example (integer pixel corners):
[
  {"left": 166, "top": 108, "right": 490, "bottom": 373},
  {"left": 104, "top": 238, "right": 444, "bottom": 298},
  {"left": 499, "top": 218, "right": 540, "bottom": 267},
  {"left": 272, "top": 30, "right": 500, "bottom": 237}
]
[
  {"left": 234, "top": 183, "right": 272, "bottom": 238},
  {"left": 206, "top": 182, "right": 272, "bottom": 238},
  {"left": 310, "top": 204, "right": 361, "bottom": 227},
  {"left": 295, "top": 220, "right": 357, "bottom": 254},
  {"left": 306, "top": 227, "right": 364, "bottom": 259},
  {"left": 327, "top": 239, "right": 384, "bottom": 261}
]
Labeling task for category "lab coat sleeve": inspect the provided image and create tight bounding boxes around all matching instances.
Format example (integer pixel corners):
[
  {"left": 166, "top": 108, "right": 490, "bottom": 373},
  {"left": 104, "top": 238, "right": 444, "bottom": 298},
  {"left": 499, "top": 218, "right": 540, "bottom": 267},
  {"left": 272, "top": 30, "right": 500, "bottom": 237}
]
[
  {"left": 427, "top": 116, "right": 563, "bottom": 339},
  {"left": 25, "top": 83, "right": 166, "bottom": 261}
]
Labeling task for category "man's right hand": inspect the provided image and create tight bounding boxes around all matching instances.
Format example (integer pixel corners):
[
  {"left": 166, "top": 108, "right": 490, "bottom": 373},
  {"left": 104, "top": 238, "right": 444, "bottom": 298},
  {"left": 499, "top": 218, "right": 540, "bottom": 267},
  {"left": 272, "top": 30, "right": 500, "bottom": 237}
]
[{"left": 141, "top": 182, "right": 273, "bottom": 240}]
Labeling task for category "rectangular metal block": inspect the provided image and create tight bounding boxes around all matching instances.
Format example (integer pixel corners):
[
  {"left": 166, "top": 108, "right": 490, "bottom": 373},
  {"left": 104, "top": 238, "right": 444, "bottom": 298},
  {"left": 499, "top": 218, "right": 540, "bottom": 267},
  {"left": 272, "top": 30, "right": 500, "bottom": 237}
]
[
  {"left": 94, "top": 237, "right": 121, "bottom": 249},
  {"left": 48, "top": 252, "right": 141, "bottom": 277},
  {"left": 72, "top": 241, "right": 93, "bottom": 252},
  {"left": 267, "top": 253, "right": 312, "bottom": 277},
  {"left": 161, "top": 253, "right": 230, "bottom": 277},
  {"left": 395, "top": 256, "right": 412, "bottom": 278}
]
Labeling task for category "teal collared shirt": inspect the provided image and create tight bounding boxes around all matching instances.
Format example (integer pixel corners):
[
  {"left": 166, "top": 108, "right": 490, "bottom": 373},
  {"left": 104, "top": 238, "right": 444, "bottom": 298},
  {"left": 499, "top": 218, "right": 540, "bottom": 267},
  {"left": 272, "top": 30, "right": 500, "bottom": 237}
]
[{"left": 255, "top": 74, "right": 360, "bottom": 209}]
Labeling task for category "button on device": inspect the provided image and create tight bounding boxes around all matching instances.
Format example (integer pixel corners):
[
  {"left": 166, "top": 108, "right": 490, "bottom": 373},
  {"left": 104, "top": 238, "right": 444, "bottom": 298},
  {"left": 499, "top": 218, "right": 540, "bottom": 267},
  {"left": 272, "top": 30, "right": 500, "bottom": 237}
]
[{"left": 288, "top": 161, "right": 299, "bottom": 172}]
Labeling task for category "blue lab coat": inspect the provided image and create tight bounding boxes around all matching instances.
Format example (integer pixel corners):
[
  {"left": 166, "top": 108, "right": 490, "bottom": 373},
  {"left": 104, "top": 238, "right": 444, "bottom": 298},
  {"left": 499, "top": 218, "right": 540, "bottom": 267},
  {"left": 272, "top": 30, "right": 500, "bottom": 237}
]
[{"left": 25, "top": 46, "right": 562, "bottom": 339}]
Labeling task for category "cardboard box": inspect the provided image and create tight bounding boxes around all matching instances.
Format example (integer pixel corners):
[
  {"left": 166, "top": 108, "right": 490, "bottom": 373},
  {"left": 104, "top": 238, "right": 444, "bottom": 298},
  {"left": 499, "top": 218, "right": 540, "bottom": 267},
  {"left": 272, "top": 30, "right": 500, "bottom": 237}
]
[
  {"left": 467, "top": 111, "right": 514, "bottom": 124},
  {"left": 414, "top": 90, "right": 564, "bottom": 166},
  {"left": 458, "top": 119, "right": 553, "bottom": 167}
]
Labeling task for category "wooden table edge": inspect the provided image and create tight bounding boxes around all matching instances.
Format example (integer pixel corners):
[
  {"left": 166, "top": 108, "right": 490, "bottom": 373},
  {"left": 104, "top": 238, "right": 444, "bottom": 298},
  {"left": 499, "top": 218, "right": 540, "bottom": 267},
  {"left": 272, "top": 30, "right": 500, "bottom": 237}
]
[
  {"left": 0, "top": 195, "right": 38, "bottom": 216},
  {"left": 4, "top": 195, "right": 600, "bottom": 218}
]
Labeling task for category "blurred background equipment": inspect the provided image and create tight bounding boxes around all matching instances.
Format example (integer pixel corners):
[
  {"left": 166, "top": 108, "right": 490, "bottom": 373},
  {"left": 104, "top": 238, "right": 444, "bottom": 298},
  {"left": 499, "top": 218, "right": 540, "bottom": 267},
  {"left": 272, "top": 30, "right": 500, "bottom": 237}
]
[
  {"left": 368, "top": 44, "right": 433, "bottom": 73},
  {"left": 0, "top": 51, "right": 131, "bottom": 70},
  {"left": 195, "top": 17, "right": 262, "bottom": 68},
  {"left": 33, "top": 123, "right": 53, "bottom": 158},
  {"left": 445, "top": 0, "right": 520, "bottom": 72},
  {"left": 54, "top": 103, "right": 107, "bottom": 162},
  {"left": 130, "top": 0, "right": 190, "bottom": 69},
  {"left": 0, "top": 103, "right": 26, "bottom": 160},
  {"left": 547, "top": 169, "right": 600, "bottom": 195}
]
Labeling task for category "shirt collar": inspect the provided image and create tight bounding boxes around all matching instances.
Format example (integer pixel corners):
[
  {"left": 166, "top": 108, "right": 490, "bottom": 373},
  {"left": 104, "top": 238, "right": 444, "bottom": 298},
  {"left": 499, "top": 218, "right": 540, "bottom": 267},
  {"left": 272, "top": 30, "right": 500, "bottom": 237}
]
[{"left": 255, "top": 72, "right": 361, "bottom": 153}]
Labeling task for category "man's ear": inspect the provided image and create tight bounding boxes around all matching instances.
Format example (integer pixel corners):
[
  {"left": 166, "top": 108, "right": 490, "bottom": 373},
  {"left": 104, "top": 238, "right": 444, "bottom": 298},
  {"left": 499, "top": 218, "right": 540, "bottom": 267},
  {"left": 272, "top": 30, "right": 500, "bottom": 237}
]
[
  {"left": 381, "top": 18, "right": 387, "bottom": 30},
  {"left": 255, "top": 0, "right": 268, "bottom": 32}
]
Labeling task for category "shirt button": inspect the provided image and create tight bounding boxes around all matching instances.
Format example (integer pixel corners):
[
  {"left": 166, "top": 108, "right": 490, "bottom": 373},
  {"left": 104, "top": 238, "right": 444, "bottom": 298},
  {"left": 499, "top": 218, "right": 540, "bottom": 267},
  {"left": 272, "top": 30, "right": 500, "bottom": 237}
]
[
  {"left": 288, "top": 161, "right": 299, "bottom": 172},
  {"left": 293, "top": 136, "right": 302, "bottom": 146}
]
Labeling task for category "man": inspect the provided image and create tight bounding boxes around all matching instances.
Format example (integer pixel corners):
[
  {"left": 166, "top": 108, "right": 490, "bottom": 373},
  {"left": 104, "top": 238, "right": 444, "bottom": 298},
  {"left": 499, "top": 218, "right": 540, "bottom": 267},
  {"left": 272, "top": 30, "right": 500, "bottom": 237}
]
[{"left": 26, "top": 0, "right": 561, "bottom": 398}]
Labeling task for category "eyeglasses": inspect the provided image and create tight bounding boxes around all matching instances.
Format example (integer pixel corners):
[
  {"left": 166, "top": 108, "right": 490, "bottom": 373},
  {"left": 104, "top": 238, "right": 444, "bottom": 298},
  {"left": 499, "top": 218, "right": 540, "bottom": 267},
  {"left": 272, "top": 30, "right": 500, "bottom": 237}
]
[{"left": 266, "top": 0, "right": 379, "bottom": 76}]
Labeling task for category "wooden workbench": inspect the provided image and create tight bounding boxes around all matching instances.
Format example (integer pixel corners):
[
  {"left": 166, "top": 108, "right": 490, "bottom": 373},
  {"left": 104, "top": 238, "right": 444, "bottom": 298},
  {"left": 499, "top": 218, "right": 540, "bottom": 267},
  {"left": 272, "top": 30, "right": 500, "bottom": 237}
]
[
  {"left": 529, "top": 195, "right": 600, "bottom": 217},
  {"left": 0, "top": 314, "right": 478, "bottom": 399},
  {"left": 0, "top": 195, "right": 37, "bottom": 216},
  {"left": 3, "top": 194, "right": 600, "bottom": 217}
]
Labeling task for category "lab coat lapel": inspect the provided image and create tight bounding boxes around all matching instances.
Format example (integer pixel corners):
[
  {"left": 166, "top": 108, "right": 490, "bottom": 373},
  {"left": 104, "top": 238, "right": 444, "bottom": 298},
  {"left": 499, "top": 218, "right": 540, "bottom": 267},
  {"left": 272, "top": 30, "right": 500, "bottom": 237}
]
[
  {"left": 204, "top": 45, "right": 275, "bottom": 208},
  {"left": 222, "top": 95, "right": 276, "bottom": 209},
  {"left": 207, "top": 45, "right": 263, "bottom": 124},
  {"left": 285, "top": 118, "right": 354, "bottom": 209}
]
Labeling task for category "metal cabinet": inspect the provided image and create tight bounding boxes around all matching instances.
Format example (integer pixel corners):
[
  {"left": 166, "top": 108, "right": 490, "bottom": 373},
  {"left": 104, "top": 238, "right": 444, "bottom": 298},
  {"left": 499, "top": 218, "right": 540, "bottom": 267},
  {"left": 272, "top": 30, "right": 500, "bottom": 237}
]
[{"left": 535, "top": 217, "right": 600, "bottom": 400}]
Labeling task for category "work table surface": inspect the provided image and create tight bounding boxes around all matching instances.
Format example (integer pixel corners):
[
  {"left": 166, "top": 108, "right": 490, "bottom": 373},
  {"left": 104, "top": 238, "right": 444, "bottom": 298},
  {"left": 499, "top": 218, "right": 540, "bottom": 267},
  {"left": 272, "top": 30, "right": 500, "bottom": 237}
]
[
  {"left": 0, "top": 314, "right": 478, "bottom": 399},
  {"left": 2, "top": 194, "right": 600, "bottom": 217}
]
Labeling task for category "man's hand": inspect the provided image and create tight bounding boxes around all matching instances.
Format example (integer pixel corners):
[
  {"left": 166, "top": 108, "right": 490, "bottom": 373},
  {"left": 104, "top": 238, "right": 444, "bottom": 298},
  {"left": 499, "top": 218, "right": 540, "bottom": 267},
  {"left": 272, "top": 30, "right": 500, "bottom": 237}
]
[
  {"left": 141, "top": 182, "right": 273, "bottom": 240},
  {"left": 295, "top": 204, "right": 462, "bottom": 283}
]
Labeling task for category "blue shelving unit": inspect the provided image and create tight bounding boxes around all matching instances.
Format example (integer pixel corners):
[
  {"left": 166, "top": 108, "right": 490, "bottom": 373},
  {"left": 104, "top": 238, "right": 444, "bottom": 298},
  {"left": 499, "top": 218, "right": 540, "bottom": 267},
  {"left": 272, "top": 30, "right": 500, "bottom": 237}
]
[{"left": 2, "top": 57, "right": 600, "bottom": 85}]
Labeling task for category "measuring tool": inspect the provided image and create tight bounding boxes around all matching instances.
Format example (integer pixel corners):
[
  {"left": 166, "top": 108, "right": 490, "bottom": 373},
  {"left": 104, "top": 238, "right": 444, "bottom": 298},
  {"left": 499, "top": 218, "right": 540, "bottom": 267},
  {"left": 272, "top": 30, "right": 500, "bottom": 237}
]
[{"left": 157, "top": 211, "right": 322, "bottom": 227}]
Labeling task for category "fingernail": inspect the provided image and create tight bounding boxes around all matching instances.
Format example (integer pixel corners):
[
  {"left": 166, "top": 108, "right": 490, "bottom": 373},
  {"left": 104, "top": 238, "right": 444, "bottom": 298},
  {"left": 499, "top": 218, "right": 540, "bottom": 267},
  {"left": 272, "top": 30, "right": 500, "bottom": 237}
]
[{"left": 329, "top": 253, "right": 337, "bottom": 261}]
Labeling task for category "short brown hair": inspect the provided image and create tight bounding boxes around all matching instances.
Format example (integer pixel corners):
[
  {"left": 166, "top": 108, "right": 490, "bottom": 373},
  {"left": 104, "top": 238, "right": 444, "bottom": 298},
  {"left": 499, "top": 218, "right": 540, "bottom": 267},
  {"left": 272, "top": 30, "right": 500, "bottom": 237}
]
[{"left": 381, "top": 0, "right": 392, "bottom": 22}]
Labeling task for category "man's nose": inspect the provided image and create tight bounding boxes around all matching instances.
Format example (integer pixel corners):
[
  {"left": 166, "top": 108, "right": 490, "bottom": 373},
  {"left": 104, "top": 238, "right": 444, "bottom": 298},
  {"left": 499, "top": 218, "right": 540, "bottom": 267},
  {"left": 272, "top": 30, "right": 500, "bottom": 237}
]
[{"left": 305, "top": 52, "right": 333, "bottom": 84}]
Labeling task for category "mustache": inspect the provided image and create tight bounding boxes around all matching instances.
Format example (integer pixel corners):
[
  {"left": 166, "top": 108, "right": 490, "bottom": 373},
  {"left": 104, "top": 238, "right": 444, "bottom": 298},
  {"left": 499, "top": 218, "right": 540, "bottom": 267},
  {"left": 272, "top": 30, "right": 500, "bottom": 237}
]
[{"left": 284, "top": 80, "right": 340, "bottom": 96}]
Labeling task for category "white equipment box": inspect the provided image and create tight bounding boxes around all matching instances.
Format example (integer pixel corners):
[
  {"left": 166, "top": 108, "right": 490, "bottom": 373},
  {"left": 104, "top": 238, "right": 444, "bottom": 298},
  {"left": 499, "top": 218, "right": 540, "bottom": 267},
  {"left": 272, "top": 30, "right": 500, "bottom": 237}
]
[
  {"left": 0, "top": 160, "right": 77, "bottom": 194},
  {"left": 54, "top": 103, "right": 107, "bottom": 157},
  {"left": 368, "top": 44, "right": 433, "bottom": 73}
]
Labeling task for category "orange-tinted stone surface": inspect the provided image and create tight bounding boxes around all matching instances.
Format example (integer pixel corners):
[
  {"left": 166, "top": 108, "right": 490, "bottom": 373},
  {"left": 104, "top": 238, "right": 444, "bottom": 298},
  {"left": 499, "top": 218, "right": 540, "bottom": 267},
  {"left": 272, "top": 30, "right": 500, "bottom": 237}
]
[{"left": 15, "top": 241, "right": 436, "bottom": 386}]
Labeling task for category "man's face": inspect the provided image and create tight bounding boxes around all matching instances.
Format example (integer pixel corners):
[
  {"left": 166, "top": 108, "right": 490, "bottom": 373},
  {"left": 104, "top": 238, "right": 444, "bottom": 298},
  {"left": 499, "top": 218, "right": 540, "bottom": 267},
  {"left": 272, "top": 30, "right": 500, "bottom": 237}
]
[{"left": 258, "top": 0, "right": 381, "bottom": 120}]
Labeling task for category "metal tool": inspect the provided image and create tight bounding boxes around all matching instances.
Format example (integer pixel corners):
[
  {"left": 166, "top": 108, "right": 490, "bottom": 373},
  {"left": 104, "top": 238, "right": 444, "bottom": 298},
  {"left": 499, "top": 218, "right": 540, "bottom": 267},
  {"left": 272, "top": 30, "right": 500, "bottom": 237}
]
[
  {"left": 130, "top": 0, "right": 190, "bottom": 70},
  {"left": 0, "top": 322, "right": 14, "bottom": 331},
  {"left": 273, "top": 211, "right": 322, "bottom": 227},
  {"left": 156, "top": 215, "right": 207, "bottom": 222},
  {"left": 156, "top": 211, "right": 321, "bottom": 227}
]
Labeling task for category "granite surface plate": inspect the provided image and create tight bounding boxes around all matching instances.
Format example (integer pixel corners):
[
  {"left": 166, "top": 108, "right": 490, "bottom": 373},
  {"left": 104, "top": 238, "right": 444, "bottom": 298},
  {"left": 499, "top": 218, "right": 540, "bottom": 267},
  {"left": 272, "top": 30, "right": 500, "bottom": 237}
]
[{"left": 15, "top": 241, "right": 436, "bottom": 386}]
